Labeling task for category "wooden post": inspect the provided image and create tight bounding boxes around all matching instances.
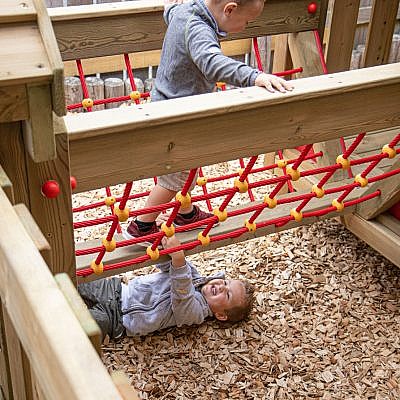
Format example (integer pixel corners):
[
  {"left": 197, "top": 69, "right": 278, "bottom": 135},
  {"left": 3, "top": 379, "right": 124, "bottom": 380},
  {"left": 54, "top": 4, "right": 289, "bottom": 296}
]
[
  {"left": 86, "top": 76, "right": 105, "bottom": 111},
  {"left": 325, "top": 0, "right": 361, "bottom": 73},
  {"left": 362, "top": 0, "right": 400, "bottom": 67},
  {"left": 104, "top": 78, "right": 125, "bottom": 109},
  {"left": 0, "top": 304, "right": 12, "bottom": 400},
  {"left": 65, "top": 77, "right": 83, "bottom": 113},
  {"left": 389, "top": 34, "right": 400, "bottom": 63}
]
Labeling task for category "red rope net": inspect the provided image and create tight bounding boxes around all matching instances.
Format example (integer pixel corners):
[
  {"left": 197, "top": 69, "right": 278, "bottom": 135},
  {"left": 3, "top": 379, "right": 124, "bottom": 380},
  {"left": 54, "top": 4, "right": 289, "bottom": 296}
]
[{"left": 68, "top": 42, "right": 400, "bottom": 278}]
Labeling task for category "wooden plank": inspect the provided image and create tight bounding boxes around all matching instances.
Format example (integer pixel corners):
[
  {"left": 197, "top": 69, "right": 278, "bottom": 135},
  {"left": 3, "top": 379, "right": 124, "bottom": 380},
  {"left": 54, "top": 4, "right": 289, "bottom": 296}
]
[
  {"left": 49, "top": 0, "right": 323, "bottom": 60},
  {"left": 63, "top": 39, "right": 252, "bottom": 75},
  {"left": 0, "top": 187, "right": 124, "bottom": 400},
  {"left": 13, "top": 204, "right": 51, "bottom": 254},
  {"left": 0, "top": 0, "right": 36, "bottom": 24},
  {"left": 0, "top": 165, "right": 14, "bottom": 204},
  {"left": 0, "top": 23, "right": 52, "bottom": 86},
  {"left": 110, "top": 371, "right": 139, "bottom": 400},
  {"left": 76, "top": 178, "right": 365, "bottom": 280},
  {"left": 363, "top": 0, "right": 400, "bottom": 67},
  {"left": 0, "top": 85, "right": 29, "bottom": 123},
  {"left": 2, "top": 307, "right": 30, "bottom": 400},
  {"left": 62, "top": 63, "right": 400, "bottom": 192},
  {"left": 356, "top": 157, "right": 400, "bottom": 220},
  {"left": 0, "top": 123, "right": 30, "bottom": 206},
  {"left": 288, "top": 30, "right": 324, "bottom": 77},
  {"left": 341, "top": 213, "right": 400, "bottom": 267},
  {"left": 377, "top": 212, "right": 400, "bottom": 236},
  {"left": 54, "top": 273, "right": 102, "bottom": 355},
  {"left": 272, "top": 34, "right": 292, "bottom": 73},
  {"left": 23, "top": 84, "right": 56, "bottom": 162},
  {"left": 0, "top": 304, "right": 12, "bottom": 400},
  {"left": 32, "top": 0, "right": 65, "bottom": 117},
  {"left": 25, "top": 132, "right": 76, "bottom": 278},
  {"left": 325, "top": 0, "right": 361, "bottom": 73}
]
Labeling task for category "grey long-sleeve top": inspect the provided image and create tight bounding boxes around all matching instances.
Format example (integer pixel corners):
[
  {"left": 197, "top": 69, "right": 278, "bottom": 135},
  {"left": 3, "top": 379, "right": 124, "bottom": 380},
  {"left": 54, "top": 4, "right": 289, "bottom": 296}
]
[
  {"left": 152, "top": 0, "right": 260, "bottom": 101},
  {"left": 121, "top": 259, "right": 224, "bottom": 336}
]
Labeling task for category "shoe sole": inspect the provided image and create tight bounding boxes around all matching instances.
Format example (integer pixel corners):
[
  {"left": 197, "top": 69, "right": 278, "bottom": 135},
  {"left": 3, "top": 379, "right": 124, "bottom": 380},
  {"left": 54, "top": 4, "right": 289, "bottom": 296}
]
[{"left": 122, "top": 230, "right": 157, "bottom": 248}]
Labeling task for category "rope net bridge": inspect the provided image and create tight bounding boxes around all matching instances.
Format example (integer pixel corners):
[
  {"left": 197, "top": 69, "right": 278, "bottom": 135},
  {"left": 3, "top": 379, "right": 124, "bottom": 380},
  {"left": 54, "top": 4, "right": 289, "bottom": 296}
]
[{"left": 64, "top": 35, "right": 400, "bottom": 279}]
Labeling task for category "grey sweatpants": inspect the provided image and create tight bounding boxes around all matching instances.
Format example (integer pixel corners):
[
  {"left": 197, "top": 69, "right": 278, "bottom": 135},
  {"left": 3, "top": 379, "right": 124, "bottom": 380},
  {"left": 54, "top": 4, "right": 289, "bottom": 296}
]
[{"left": 78, "top": 277, "right": 125, "bottom": 340}]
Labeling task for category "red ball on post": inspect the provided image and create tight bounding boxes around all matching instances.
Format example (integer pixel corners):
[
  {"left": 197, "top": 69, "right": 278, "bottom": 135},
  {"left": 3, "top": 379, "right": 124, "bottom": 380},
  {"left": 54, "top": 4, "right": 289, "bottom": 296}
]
[
  {"left": 308, "top": 2, "right": 317, "bottom": 14},
  {"left": 70, "top": 176, "right": 77, "bottom": 190},
  {"left": 41, "top": 180, "right": 60, "bottom": 198}
]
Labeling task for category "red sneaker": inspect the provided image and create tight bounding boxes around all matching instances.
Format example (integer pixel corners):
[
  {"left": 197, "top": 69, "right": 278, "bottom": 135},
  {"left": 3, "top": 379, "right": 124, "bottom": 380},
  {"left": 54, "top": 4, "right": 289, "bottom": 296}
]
[
  {"left": 173, "top": 205, "right": 218, "bottom": 230},
  {"left": 123, "top": 220, "right": 160, "bottom": 247}
]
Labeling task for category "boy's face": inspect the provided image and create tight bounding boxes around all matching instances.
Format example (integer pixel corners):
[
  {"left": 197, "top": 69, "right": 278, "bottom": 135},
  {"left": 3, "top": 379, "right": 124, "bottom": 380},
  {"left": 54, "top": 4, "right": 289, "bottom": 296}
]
[
  {"left": 201, "top": 278, "right": 245, "bottom": 320},
  {"left": 220, "top": 1, "right": 264, "bottom": 33}
]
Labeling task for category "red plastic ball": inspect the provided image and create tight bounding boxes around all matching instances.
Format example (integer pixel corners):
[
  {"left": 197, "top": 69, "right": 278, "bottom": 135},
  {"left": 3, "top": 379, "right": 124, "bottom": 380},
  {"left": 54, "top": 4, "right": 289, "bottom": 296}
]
[
  {"left": 41, "top": 180, "right": 60, "bottom": 198},
  {"left": 308, "top": 2, "right": 317, "bottom": 14},
  {"left": 70, "top": 176, "right": 77, "bottom": 190}
]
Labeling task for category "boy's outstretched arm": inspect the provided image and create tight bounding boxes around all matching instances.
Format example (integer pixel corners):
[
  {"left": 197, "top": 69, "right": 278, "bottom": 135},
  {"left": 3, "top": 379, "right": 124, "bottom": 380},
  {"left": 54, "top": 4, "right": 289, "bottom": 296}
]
[
  {"left": 161, "top": 236, "right": 185, "bottom": 268},
  {"left": 255, "top": 73, "right": 294, "bottom": 93}
]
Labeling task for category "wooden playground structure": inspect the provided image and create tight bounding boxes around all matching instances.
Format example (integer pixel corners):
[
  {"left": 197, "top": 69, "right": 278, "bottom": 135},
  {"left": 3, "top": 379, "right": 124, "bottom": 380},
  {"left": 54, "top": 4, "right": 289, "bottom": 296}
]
[{"left": 0, "top": 0, "right": 399, "bottom": 398}]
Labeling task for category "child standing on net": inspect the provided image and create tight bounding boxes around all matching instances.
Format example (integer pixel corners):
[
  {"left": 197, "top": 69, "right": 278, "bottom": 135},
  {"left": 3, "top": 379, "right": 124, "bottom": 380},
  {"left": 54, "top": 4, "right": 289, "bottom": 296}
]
[
  {"left": 126, "top": 0, "right": 293, "bottom": 240},
  {"left": 78, "top": 236, "right": 255, "bottom": 339}
]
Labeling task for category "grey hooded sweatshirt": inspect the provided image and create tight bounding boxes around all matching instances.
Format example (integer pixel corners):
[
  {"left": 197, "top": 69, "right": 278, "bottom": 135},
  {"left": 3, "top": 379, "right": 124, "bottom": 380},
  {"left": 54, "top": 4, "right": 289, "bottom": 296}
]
[
  {"left": 121, "top": 259, "right": 224, "bottom": 336},
  {"left": 152, "top": 0, "right": 260, "bottom": 101}
]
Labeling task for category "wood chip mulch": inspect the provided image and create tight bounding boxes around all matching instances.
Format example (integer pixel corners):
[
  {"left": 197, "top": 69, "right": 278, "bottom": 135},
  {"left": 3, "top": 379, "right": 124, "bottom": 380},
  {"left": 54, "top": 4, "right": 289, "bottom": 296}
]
[{"left": 73, "top": 160, "right": 400, "bottom": 399}]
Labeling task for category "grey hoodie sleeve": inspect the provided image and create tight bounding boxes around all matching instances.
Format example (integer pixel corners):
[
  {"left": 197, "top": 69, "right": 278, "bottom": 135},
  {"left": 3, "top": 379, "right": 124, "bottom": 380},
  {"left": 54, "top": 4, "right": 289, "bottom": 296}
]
[
  {"left": 169, "top": 263, "right": 208, "bottom": 327},
  {"left": 164, "top": 3, "right": 180, "bottom": 24},
  {"left": 186, "top": 20, "right": 260, "bottom": 87}
]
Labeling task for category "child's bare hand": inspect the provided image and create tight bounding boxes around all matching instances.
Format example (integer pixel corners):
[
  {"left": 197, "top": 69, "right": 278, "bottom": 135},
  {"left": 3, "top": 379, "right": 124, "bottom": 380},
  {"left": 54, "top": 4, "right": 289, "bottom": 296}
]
[
  {"left": 255, "top": 73, "right": 294, "bottom": 93},
  {"left": 162, "top": 235, "right": 185, "bottom": 268},
  {"left": 161, "top": 235, "right": 181, "bottom": 250}
]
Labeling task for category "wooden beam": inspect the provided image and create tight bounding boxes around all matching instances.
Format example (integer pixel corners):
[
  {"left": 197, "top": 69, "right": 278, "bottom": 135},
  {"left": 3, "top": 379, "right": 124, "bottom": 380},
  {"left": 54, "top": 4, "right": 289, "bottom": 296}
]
[
  {"left": 376, "top": 212, "right": 400, "bottom": 236},
  {"left": 356, "top": 157, "right": 400, "bottom": 220},
  {"left": 23, "top": 84, "right": 56, "bottom": 162},
  {"left": 63, "top": 39, "right": 252, "bottom": 76},
  {"left": 110, "top": 371, "right": 140, "bottom": 400},
  {"left": 341, "top": 213, "right": 400, "bottom": 268},
  {"left": 0, "top": 85, "right": 29, "bottom": 123},
  {"left": 0, "top": 187, "right": 124, "bottom": 400},
  {"left": 0, "top": 1, "right": 36, "bottom": 24},
  {"left": 363, "top": 0, "right": 400, "bottom": 67},
  {"left": 49, "top": 0, "right": 324, "bottom": 61},
  {"left": 325, "top": 0, "right": 361, "bottom": 73},
  {"left": 61, "top": 63, "right": 400, "bottom": 192},
  {"left": 76, "top": 178, "right": 367, "bottom": 280},
  {"left": 32, "top": 0, "right": 65, "bottom": 117}
]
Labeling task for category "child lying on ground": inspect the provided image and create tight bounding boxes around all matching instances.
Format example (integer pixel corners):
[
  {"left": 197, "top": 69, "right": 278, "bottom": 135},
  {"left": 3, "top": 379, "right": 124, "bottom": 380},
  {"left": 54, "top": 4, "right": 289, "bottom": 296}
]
[{"left": 78, "top": 235, "right": 255, "bottom": 340}]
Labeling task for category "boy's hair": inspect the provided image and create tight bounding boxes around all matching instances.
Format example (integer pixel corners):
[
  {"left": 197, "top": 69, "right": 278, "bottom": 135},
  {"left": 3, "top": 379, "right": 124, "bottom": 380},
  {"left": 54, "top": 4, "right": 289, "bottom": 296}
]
[
  {"left": 225, "top": 280, "right": 255, "bottom": 323},
  {"left": 218, "top": 0, "right": 263, "bottom": 6}
]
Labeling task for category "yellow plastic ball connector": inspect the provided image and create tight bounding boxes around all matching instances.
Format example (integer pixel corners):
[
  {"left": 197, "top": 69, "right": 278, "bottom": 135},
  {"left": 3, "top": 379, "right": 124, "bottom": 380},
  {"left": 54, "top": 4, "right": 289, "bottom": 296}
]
[
  {"left": 245, "top": 219, "right": 256, "bottom": 232},
  {"left": 264, "top": 196, "right": 277, "bottom": 208},
  {"left": 354, "top": 174, "right": 368, "bottom": 187},
  {"left": 234, "top": 178, "right": 249, "bottom": 193},
  {"left": 114, "top": 206, "right": 130, "bottom": 222},
  {"left": 213, "top": 208, "right": 228, "bottom": 222},
  {"left": 82, "top": 98, "right": 94, "bottom": 109},
  {"left": 290, "top": 208, "right": 303, "bottom": 222},
  {"left": 146, "top": 246, "right": 160, "bottom": 261},
  {"left": 161, "top": 222, "right": 175, "bottom": 237},
  {"left": 312, "top": 184, "right": 325, "bottom": 198},
  {"left": 336, "top": 154, "right": 351, "bottom": 169},
  {"left": 382, "top": 144, "right": 396, "bottom": 159},
  {"left": 102, "top": 238, "right": 116, "bottom": 252},
  {"left": 216, "top": 81, "right": 225, "bottom": 89},
  {"left": 332, "top": 199, "right": 345, "bottom": 212},
  {"left": 104, "top": 196, "right": 116, "bottom": 206},
  {"left": 91, "top": 260, "right": 104, "bottom": 275},
  {"left": 130, "top": 91, "right": 141, "bottom": 101},
  {"left": 175, "top": 191, "right": 191, "bottom": 210},
  {"left": 196, "top": 176, "right": 207, "bottom": 186},
  {"left": 198, "top": 232, "right": 210, "bottom": 246},
  {"left": 286, "top": 166, "right": 300, "bottom": 181},
  {"left": 277, "top": 159, "right": 287, "bottom": 168}
]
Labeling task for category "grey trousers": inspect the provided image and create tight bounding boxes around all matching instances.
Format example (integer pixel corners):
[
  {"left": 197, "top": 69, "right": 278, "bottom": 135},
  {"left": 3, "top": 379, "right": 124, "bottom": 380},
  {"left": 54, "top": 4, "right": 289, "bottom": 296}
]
[{"left": 78, "top": 277, "right": 125, "bottom": 340}]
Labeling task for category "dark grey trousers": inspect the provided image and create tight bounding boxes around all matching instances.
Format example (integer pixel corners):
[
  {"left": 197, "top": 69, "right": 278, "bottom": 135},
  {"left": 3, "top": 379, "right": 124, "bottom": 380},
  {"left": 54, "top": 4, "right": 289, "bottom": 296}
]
[{"left": 78, "top": 277, "right": 125, "bottom": 340}]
